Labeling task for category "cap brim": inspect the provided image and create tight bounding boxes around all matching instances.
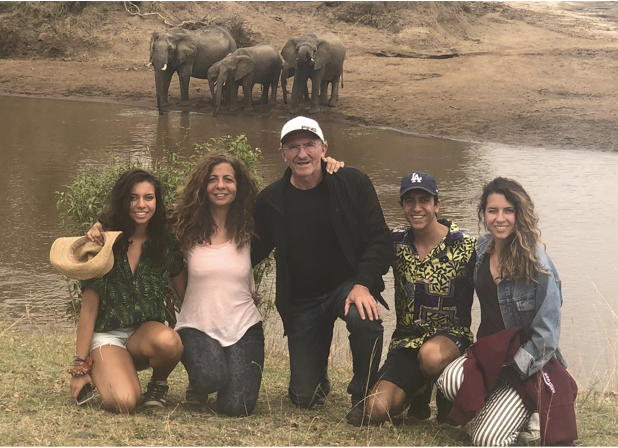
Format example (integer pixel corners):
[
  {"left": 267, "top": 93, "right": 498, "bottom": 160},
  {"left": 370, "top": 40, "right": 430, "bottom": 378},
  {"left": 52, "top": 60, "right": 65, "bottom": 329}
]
[
  {"left": 281, "top": 129, "right": 323, "bottom": 144},
  {"left": 400, "top": 186, "right": 438, "bottom": 198}
]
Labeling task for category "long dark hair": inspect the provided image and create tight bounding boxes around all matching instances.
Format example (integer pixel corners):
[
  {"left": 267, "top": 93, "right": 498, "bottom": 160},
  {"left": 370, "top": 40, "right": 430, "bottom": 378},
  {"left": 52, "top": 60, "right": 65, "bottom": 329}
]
[
  {"left": 173, "top": 152, "right": 259, "bottom": 251},
  {"left": 478, "top": 177, "right": 544, "bottom": 283},
  {"left": 99, "top": 169, "right": 167, "bottom": 261}
]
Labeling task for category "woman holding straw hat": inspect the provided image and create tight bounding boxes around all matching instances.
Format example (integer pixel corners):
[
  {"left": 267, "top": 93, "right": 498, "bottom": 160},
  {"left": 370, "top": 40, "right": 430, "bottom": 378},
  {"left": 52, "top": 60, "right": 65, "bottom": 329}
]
[{"left": 69, "top": 169, "right": 187, "bottom": 413}]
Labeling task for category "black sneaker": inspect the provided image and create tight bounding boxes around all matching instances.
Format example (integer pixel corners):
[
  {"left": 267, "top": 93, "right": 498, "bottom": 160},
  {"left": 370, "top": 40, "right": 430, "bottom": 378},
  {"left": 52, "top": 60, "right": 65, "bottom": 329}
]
[
  {"left": 184, "top": 384, "right": 207, "bottom": 406},
  {"left": 407, "top": 383, "right": 432, "bottom": 421},
  {"left": 143, "top": 381, "right": 169, "bottom": 407},
  {"left": 436, "top": 389, "right": 460, "bottom": 428},
  {"left": 346, "top": 398, "right": 369, "bottom": 427}
]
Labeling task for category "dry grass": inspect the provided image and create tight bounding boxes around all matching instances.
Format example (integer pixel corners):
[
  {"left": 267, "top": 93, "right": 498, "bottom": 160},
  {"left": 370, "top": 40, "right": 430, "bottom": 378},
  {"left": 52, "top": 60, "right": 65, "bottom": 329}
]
[{"left": 0, "top": 330, "right": 617, "bottom": 446}]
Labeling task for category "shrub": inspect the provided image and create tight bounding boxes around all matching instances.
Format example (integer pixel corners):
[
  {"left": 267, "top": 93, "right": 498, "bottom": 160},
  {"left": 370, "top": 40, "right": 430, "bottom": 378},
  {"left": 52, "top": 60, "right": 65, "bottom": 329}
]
[{"left": 56, "top": 134, "right": 274, "bottom": 326}]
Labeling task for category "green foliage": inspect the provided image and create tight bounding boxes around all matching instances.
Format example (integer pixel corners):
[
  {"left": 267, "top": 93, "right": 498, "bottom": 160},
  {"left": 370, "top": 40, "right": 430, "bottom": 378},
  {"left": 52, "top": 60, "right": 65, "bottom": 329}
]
[{"left": 56, "top": 133, "right": 274, "bottom": 324}]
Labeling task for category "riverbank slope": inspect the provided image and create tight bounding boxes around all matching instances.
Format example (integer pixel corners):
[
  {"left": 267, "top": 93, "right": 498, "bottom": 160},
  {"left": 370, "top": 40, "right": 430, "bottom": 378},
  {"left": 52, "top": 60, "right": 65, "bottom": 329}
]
[{"left": 1, "top": 1, "right": 617, "bottom": 151}]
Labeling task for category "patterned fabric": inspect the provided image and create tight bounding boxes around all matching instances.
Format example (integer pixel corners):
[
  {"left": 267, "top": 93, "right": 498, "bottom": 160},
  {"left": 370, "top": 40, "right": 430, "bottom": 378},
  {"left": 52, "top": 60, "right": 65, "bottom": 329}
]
[
  {"left": 389, "top": 220, "right": 476, "bottom": 351},
  {"left": 81, "top": 227, "right": 185, "bottom": 332}
]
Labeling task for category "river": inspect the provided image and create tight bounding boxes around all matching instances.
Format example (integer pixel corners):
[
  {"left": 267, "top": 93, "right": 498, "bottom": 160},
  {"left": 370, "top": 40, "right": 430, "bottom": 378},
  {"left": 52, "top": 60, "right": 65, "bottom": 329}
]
[{"left": 1, "top": 95, "right": 616, "bottom": 390}]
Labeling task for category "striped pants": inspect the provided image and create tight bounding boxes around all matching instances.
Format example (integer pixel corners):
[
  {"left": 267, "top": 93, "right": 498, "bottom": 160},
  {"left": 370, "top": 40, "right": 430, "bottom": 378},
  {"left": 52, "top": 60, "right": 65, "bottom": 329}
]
[{"left": 436, "top": 356, "right": 532, "bottom": 446}]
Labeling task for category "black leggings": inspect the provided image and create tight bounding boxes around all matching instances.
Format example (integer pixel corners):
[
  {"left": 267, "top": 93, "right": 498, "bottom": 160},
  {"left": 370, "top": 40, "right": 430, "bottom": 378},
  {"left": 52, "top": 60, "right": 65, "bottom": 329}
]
[{"left": 178, "top": 322, "right": 264, "bottom": 416}]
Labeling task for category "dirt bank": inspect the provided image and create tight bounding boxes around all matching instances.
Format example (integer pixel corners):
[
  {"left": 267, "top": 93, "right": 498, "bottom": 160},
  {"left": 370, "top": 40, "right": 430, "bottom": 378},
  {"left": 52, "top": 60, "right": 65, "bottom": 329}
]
[{"left": 1, "top": 1, "right": 617, "bottom": 151}]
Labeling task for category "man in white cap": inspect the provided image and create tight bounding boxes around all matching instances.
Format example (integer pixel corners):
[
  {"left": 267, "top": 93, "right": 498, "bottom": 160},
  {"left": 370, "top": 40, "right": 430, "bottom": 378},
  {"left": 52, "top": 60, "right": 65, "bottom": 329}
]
[{"left": 251, "top": 116, "right": 392, "bottom": 424}]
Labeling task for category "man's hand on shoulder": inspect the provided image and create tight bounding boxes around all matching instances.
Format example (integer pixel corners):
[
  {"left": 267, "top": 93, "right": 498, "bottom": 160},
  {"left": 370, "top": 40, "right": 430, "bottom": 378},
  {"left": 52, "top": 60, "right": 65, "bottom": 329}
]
[{"left": 345, "top": 284, "right": 379, "bottom": 320}]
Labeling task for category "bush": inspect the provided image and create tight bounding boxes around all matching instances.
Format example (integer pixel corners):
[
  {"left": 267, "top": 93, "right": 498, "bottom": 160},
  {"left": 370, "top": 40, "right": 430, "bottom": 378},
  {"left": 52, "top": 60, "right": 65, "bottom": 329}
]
[{"left": 56, "top": 134, "right": 274, "bottom": 326}]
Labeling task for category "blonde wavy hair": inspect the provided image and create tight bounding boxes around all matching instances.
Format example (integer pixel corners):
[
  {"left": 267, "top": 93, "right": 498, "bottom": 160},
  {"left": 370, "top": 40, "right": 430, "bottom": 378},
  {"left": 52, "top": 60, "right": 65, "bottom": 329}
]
[
  {"left": 478, "top": 177, "right": 545, "bottom": 284},
  {"left": 172, "top": 152, "right": 259, "bottom": 251}
]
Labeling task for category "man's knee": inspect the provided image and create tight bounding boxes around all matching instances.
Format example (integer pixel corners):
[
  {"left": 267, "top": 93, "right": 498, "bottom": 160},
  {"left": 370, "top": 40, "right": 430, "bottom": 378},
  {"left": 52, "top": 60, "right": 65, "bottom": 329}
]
[
  {"left": 366, "top": 381, "right": 406, "bottom": 423},
  {"left": 344, "top": 305, "right": 383, "bottom": 335},
  {"left": 418, "top": 337, "right": 460, "bottom": 380}
]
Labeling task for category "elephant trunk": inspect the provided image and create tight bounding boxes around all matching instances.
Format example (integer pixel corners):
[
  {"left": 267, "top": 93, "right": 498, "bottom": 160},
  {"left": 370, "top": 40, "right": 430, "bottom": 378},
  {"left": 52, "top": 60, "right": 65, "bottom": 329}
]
[
  {"left": 154, "top": 69, "right": 165, "bottom": 115},
  {"left": 213, "top": 72, "right": 227, "bottom": 117}
]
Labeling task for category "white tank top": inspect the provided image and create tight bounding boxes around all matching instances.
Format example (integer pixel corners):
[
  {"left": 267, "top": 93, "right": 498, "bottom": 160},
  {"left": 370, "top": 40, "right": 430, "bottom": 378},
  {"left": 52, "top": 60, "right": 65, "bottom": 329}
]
[{"left": 175, "top": 241, "right": 261, "bottom": 347}]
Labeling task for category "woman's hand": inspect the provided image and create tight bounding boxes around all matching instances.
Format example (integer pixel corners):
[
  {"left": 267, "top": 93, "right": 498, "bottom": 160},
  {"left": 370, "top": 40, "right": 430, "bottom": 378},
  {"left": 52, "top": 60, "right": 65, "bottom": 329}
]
[
  {"left": 70, "top": 374, "right": 93, "bottom": 402},
  {"left": 252, "top": 289, "right": 262, "bottom": 305},
  {"left": 323, "top": 156, "right": 345, "bottom": 174},
  {"left": 86, "top": 221, "right": 105, "bottom": 246}
]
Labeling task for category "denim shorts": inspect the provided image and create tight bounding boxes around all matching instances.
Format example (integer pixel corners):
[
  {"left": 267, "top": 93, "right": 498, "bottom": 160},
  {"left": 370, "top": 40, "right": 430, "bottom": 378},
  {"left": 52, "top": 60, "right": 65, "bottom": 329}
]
[{"left": 90, "top": 326, "right": 136, "bottom": 352}]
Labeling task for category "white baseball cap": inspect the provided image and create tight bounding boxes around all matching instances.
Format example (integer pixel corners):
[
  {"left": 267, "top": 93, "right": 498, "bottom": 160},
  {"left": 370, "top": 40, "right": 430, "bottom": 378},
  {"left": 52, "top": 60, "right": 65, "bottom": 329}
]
[{"left": 280, "top": 116, "right": 325, "bottom": 143}]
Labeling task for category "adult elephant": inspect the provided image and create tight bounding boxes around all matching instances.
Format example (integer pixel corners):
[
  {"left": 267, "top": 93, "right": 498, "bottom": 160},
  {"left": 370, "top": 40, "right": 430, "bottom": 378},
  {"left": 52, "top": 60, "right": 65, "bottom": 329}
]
[
  {"left": 281, "top": 61, "right": 309, "bottom": 105},
  {"left": 149, "top": 25, "right": 237, "bottom": 115},
  {"left": 207, "top": 44, "right": 282, "bottom": 117},
  {"left": 281, "top": 32, "right": 346, "bottom": 114}
]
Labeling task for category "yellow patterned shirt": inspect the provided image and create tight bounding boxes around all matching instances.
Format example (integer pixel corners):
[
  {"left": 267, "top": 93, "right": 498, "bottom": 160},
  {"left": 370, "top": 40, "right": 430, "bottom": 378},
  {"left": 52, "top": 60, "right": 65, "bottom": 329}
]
[{"left": 389, "top": 220, "right": 476, "bottom": 351}]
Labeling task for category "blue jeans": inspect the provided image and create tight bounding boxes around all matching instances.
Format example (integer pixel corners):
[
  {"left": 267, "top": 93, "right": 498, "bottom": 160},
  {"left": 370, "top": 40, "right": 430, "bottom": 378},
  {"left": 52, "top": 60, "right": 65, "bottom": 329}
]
[{"left": 286, "top": 280, "right": 384, "bottom": 408}]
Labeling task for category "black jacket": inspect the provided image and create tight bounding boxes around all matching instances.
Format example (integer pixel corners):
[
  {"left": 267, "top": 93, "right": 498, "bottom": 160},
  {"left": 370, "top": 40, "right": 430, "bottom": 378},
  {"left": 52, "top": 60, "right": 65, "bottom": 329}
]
[{"left": 251, "top": 162, "right": 393, "bottom": 327}]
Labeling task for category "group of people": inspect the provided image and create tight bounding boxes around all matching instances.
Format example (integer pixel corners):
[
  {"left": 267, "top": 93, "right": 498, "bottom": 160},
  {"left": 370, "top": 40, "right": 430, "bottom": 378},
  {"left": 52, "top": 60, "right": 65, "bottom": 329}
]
[{"left": 57, "top": 115, "right": 577, "bottom": 446}]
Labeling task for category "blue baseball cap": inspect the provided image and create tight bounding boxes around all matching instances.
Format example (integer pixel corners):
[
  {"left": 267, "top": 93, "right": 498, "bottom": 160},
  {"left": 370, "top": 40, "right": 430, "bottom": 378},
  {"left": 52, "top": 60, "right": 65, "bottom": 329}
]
[{"left": 399, "top": 172, "right": 439, "bottom": 198}]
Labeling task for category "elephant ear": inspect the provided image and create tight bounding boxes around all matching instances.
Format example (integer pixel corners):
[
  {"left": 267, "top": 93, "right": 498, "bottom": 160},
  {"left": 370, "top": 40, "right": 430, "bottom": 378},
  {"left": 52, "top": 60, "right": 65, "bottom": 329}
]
[
  {"left": 172, "top": 34, "right": 198, "bottom": 66},
  {"left": 314, "top": 40, "right": 332, "bottom": 71},
  {"left": 149, "top": 31, "right": 160, "bottom": 61},
  {"left": 234, "top": 55, "right": 254, "bottom": 81},
  {"left": 281, "top": 39, "right": 298, "bottom": 68}
]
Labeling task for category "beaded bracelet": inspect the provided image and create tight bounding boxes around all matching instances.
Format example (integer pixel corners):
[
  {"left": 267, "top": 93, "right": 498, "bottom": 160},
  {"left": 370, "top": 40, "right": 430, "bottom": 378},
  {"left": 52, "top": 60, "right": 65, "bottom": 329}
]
[{"left": 67, "top": 355, "right": 93, "bottom": 377}]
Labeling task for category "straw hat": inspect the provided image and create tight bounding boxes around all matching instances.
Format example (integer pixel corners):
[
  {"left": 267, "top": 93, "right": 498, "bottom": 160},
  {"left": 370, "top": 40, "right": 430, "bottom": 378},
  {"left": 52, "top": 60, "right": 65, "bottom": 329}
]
[{"left": 49, "top": 231, "right": 123, "bottom": 280}]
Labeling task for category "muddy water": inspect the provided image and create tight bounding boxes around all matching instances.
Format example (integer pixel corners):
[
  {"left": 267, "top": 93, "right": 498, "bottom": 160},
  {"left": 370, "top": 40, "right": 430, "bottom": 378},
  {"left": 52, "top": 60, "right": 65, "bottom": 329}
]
[{"left": 1, "top": 95, "right": 617, "bottom": 390}]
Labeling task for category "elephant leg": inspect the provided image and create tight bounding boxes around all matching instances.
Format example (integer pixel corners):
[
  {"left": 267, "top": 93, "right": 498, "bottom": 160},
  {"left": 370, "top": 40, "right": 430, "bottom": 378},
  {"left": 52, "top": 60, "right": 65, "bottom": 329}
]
[
  {"left": 308, "top": 74, "right": 321, "bottom": 114},
  {"left": 289, "top": 75, "right": 306, "bottom": 114},
  {"left": 258, "top": 83, "right": 269, "bottom": 104},
  {"left": 269, "top": 73, "right": 279, "bottom": 105},
  {"left": 319, "top": 80, "right": 329, "bottom": 106},
  {"left": 229, "top": 82, "right": 240, "bottom": 112},
  {"left": 177, "top": 64, "right": 192, "bottom": 105},
  {"left": 242, "top": 79, "right": 254, "bottom": 111},
  {"left": 328, "top": 73, "right": 341, "bottom": 107}
]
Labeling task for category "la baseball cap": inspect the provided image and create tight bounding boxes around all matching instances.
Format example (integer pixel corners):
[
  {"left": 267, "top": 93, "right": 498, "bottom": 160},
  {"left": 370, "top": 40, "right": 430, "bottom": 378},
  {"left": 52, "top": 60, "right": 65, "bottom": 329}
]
[
  {"left": 399, "top": 172, "right": 439, "bottom": 198},
  {"left": 280, "top": 116, "right": 325, "bottom": 143}
]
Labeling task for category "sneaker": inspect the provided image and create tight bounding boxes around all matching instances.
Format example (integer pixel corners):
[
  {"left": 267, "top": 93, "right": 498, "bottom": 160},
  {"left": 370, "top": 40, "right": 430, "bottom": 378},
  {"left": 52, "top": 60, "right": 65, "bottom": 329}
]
[
  {"left": 346, "top": 398, "right": 369, "bottom": 427},
  {"left": 184, "top": 385, "right": 207, "bottom": 406},
  {"left": 518, "top": 412, "right": 540, "bottom": 443},
  {"left": 142, "top": 381, "right": 169, "bottom": 407},
  {"left": 436, "top": 390, "right": 461, "bottom": 428},
  {"left": 406, "top": 383, "right": 432, "bottom": 421}
]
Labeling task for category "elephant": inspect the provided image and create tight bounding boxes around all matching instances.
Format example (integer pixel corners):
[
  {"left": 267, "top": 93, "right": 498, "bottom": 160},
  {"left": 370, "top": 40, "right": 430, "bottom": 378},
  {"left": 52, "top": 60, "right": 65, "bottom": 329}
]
[
  {"left": 281, "top": 32, "right": 346, "bottom": 114},
  {"left": 281, "top": 61, "right": 309, "bottom": 105},
  {"left": 149, "top": 25, "right": 237, "bottom": 115},
  {"left": 207, "top": 43, "right": 282, "bottom": 117}
]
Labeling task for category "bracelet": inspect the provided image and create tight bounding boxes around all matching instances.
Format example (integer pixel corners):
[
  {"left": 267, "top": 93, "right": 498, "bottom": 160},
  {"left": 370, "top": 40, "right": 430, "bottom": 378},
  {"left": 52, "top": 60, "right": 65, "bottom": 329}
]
[{"left": 68, "top": 355, "right": 93, "bottom": 377}]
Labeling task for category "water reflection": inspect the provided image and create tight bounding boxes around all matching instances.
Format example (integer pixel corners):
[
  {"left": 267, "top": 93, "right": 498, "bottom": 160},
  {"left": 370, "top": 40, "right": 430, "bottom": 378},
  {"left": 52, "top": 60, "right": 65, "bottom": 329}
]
[{"left": 1, "top": 95, "right": 616, "bottom": 390}]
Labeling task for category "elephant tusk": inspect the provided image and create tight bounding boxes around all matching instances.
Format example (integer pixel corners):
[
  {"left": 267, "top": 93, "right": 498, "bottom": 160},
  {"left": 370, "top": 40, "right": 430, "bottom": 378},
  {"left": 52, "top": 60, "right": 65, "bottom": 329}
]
[
  {"left": 162, "top": 63, "right": 168, "bottom": 71},
  {"left": 146, "top": 62, "right": 152, "bottom": 68},
  {"left": 310, "top": 57, "right": 315, "bottom": 63}
]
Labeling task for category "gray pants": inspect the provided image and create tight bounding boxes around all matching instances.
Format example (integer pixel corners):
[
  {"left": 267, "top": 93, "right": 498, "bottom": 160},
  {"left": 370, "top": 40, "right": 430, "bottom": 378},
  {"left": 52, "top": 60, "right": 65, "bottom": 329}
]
[
  {"left": 178, "top": 322, "right": 264, "bottom": 417},
  {"left": 436, "top": 355, "right": 532, "bottom": 446}
]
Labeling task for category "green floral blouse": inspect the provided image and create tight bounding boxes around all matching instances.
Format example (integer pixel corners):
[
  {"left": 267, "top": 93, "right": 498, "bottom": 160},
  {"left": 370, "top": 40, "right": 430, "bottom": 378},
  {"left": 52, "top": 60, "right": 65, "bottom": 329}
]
[{"left": 81, "top": 227, "right": 185, "bottom": 333}]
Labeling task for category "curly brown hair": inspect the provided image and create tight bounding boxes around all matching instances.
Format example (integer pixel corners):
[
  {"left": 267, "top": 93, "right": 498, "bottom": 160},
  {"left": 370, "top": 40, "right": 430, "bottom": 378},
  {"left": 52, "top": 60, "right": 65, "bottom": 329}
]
[
  {"left": 172, "top": 152, "right": 259, "bottom": 251},
  {"left": 478, "top": 177, "right": 545, "bottom": 284}
]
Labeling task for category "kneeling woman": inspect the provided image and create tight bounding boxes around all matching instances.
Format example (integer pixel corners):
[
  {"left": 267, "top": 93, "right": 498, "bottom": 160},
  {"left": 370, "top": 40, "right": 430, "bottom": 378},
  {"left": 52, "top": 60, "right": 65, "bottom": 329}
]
[
  {"left": 173, "top": 153, "right": 264, "bottom": 417},
  {"left": 437, "top": 177, "right": 576, "bottom": 446},
  {"left": 70, "top": 169, "right": 187, "bottom": 412}
]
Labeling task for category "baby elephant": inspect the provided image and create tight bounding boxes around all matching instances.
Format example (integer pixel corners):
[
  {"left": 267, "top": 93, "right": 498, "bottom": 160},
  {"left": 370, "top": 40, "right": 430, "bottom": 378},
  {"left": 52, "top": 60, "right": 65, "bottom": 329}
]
[{"left": 208, "top": 43, "right": 282, "bottom": 117}]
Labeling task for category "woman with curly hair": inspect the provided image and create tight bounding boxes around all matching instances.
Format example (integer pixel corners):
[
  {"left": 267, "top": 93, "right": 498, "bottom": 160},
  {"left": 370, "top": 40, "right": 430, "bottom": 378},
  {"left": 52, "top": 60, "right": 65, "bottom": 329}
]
[
  {"left": 436, "top": 177, "right": 576, "bottom": 446},
  {"left": 75, "top": 169, "right": 187, "bottom": 412},
  {"left": 172, "top": 152, "right": 264, "bottom": 417}
]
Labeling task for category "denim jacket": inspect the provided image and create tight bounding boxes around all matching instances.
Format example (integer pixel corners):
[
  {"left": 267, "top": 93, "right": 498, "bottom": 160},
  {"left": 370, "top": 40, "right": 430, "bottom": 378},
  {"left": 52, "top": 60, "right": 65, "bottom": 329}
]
[{"left": 475, "top": 234, "right": 566, "bottom": 379}]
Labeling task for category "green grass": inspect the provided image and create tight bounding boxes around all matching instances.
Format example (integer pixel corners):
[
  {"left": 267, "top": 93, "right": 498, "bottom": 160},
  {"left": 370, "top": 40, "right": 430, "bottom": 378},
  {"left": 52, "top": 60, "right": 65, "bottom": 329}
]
[{"left": 0, "top": 332, "right": 616, "bottom": 446}]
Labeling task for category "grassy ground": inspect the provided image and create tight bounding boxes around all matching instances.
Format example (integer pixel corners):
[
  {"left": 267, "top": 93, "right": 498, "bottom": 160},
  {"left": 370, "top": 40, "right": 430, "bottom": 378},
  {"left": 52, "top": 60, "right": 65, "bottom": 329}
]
[{"left": 1, "top": 332, "right": 616, "bottom": 446}]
